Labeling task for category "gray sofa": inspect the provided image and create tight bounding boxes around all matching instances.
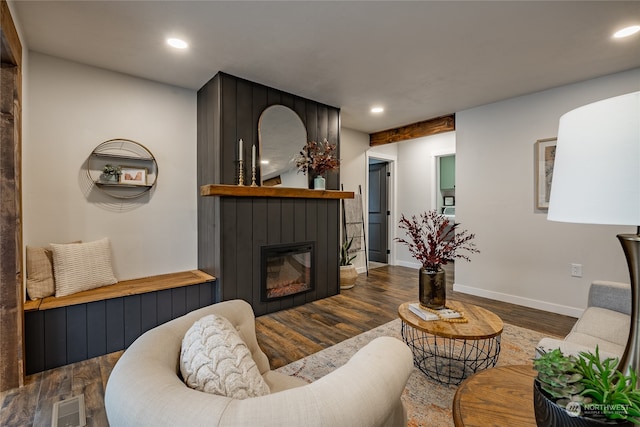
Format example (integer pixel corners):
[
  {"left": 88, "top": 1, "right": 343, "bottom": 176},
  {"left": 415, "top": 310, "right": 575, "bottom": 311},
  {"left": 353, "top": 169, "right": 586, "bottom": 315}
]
[
  {"left": 105, "top": 299, "right": 414, "bottom": 427},
  {"left": 537, "top": 280, "right": 631, "bottom": 360}
]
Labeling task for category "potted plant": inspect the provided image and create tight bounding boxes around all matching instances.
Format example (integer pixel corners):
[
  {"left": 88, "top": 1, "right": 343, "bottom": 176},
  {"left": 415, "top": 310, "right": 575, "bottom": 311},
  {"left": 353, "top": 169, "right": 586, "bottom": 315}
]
[
  {"left": 101, "top": 164, "right": 122, "bottom": 183},
  {"left": 533, "top": 347, "right": 640, "bottom": 426},
  {"left": 339, "top": 237, "right": 358, "bottom": 290},
  {"left": 396, "top": 210, "right": 478, "bottom": 309},
  {"left": 294, "top": 139, "right": 339, "bottom": 190}
]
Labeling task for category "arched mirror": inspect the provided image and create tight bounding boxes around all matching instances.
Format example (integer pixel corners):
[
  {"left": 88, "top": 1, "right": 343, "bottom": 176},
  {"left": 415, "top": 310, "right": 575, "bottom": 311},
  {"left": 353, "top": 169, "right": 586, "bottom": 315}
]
[{"left": 258, "top": 105, "right": 307, "bottom": 187}]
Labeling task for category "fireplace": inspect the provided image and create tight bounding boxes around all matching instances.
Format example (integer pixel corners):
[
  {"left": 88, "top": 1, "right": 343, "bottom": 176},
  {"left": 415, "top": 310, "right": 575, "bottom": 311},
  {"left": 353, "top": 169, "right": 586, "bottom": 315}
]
[{"left": 261, "top": 242, "right": 314, "bottom": 302}]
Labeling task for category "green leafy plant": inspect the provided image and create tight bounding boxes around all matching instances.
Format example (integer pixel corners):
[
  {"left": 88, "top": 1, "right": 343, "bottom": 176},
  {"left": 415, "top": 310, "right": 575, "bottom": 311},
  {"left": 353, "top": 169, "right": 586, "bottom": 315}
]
[
  {"left": 576, "top": 347, "right": 640, "bottom": 423},
  {"left": 534, "top": 347, "right": 640, "bottom": 423},
  {"left": 533, "top": 348, "right": 585, "bottom": 406},
  {"left": 102, "top": 164, "right": 122, "bottom": 176},
  {"left": 340, "top": 238, "right": 357, "bottom": 266}
]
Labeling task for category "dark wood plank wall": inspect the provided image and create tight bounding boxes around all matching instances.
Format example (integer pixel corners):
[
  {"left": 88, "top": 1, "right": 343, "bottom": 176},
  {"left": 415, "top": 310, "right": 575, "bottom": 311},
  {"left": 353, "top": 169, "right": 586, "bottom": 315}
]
[
  {"left": 197, "top": 72, "right": 341, "bottom": 315},
  {"left": 24, "top": 281, "right": 216, "bottom": 375}
]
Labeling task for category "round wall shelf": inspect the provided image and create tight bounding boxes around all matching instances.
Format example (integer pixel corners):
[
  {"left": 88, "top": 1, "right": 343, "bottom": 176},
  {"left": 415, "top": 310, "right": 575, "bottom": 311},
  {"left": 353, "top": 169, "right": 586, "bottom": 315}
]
[{"left": 87, "top": 138, "right": 158, "bottom": 199}]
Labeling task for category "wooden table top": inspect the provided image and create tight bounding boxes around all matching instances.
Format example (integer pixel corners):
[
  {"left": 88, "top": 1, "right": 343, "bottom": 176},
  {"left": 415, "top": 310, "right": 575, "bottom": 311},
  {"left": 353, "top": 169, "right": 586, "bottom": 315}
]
[
  {"left": 452, "top": 364, "right": 537, "bottom": 427},
  {"left": 398, "top": 300, "right": 504, "bottom": 340}
]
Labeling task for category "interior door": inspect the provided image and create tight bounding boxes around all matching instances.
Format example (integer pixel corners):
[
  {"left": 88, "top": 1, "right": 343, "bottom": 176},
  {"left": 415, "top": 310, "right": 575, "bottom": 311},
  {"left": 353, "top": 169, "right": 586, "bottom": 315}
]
[{"left": 368, "top": 162, "right": 388, "bottom": 263}]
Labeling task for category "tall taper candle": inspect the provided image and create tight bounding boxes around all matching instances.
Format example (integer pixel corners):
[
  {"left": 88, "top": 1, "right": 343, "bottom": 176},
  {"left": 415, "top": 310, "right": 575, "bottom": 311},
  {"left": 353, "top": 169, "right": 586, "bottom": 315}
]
[
  {"left": 252, "top": 144, "right": 256, "bottom": 168},
  {"left": 238, "top": 139, "right": 243, "bottom": 161}
]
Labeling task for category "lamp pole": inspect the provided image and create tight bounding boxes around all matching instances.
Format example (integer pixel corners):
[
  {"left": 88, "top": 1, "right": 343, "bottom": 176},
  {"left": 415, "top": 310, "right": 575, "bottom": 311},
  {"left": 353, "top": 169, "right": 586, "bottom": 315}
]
[{"left": 618, "top": 231, "right": 640, "bottom": 377}]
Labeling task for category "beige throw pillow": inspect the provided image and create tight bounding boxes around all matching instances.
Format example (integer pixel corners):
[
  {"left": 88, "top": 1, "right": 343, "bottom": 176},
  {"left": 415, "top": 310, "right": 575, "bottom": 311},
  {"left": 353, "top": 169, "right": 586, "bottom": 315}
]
[
  {"left": 26, "top": 241, "right": 81, "bottom": 300},
  {"left": 51, "top": 237, "right": 118, "bottom": 297},
  {"left": 180, "top": 314, "right": 270, "bottom": 399},
  {"left": 26, "top": 246, "right": 55, "bottom": 300}
]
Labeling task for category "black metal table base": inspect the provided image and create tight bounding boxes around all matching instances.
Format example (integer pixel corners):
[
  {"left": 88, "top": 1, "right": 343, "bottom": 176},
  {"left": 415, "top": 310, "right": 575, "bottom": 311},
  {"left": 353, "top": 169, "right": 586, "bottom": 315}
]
[{"left": 401, "top": 320, "right": 501, "bottom": 385}]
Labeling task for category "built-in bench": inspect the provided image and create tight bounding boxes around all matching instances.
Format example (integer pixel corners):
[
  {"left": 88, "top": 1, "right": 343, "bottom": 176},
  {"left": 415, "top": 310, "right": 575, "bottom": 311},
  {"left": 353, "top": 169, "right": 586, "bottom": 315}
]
[{"left": 24, "top": 270, "right": 217, "bottom": 375}]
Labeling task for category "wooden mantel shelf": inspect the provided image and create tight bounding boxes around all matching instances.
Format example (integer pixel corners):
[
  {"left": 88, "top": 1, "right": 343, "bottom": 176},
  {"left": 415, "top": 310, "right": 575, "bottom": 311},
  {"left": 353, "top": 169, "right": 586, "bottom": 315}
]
[{"left": 200, "top": 184, "right": 354, "bottom": 199}]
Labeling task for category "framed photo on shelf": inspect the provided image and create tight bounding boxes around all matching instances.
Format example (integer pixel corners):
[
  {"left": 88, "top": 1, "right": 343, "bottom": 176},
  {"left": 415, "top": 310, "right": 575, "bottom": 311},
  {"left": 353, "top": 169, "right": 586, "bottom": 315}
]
[
  {"left": 535, "top": 138, "right": 557, "bottom": 210},
  {"left": 120, "top": 167, "right": 147, "bottom": 185},
  {"left": 444, "top": 196, "right": 455, "bottom": 206}
]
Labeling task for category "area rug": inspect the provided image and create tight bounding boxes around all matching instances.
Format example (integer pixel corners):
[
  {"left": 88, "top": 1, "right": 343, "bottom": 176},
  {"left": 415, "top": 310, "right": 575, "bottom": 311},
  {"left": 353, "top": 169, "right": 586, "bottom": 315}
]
[{"left": 276, "top": 318, "right": 552, "bottom": 427}]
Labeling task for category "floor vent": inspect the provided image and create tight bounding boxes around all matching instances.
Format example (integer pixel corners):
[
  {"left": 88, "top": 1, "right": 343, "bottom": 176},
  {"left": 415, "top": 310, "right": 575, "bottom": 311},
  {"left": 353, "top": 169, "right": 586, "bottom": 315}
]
[{"left": 52, "top": 394, "right": 86, "bottom": 427}]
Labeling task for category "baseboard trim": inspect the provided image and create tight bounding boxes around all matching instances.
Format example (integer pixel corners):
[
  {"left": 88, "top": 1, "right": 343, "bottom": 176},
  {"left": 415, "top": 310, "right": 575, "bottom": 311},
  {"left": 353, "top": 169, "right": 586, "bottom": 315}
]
[{"left": 453, "top": 283, "right": 583, "bottom": 318}]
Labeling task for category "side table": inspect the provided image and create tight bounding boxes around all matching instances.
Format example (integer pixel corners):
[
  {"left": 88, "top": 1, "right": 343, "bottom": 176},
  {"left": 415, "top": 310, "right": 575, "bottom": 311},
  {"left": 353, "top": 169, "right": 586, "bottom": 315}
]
[
  {"left": 398, "top": 300, "right": 503, "bottom": 385},
  {"left": 452, "top": 364, "right": 537, "bottom": 427}
]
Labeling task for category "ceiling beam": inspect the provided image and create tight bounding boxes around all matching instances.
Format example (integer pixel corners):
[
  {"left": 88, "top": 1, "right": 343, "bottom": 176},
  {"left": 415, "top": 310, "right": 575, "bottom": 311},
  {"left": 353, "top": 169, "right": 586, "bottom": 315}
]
[{"left": 369, "top": 114, "right": 455, "bottom": 146}]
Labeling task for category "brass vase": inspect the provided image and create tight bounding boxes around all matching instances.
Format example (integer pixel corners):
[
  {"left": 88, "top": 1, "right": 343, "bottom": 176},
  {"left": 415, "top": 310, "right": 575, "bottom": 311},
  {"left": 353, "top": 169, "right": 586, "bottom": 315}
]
[{"left": 419, "top": 268, "right": 446, "bottom": 309}]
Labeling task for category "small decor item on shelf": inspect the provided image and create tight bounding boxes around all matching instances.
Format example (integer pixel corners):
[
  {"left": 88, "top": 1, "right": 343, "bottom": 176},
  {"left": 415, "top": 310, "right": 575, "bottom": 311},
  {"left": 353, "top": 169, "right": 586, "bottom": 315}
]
[
  {"left": 396, "top": 210, "right": 478, "bottom": 309},
  {"left": 339, "top": 238, "right": 358, "bottom": 290},
  {"left": 101, "top": 164, "right": 121, "bottom": 183},
  {"left": 294, "top": 139, "right": 339, "bottom": 189},
  {"left": 237, "top": 138, "right": 245, "bottom": 186},
  {"left": 120, "top": 167, "right": 147, "bottom": 185},
  {"left": 533, "top": 347, "right": 639, "bottom": 426}
]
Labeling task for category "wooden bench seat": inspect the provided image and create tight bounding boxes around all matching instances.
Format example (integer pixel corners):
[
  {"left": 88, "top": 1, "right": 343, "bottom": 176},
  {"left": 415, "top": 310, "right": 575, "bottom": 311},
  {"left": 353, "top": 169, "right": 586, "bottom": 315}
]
[
  {"left": 24, "top": 269, "right": 217, "bottom": 375},
  {"left": 24, "top": 270, "right": 215, "bottom": 311}
]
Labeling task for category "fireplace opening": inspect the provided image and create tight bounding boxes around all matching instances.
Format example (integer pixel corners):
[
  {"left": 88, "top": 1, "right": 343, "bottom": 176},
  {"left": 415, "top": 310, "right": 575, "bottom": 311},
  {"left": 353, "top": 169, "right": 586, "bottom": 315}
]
[{"left": 261, "top": 242, "right": 314, "bottom": 302}]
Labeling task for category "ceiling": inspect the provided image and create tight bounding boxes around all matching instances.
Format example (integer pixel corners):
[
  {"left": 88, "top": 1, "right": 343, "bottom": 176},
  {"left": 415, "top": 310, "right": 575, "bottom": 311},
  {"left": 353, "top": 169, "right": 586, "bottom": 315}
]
[{"left": 11, "top": 1, "right": 640, "bottom": 134}]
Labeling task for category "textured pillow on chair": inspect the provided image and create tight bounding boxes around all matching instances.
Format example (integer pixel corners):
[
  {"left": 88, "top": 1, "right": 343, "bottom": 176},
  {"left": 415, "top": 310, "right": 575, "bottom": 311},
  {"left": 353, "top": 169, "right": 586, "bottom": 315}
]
[
  {"left": 180, "top": 314, "right": 270, "bottom": 399},
  {"left": 51, "top": 237, "right": 118, "bottom": 297}
]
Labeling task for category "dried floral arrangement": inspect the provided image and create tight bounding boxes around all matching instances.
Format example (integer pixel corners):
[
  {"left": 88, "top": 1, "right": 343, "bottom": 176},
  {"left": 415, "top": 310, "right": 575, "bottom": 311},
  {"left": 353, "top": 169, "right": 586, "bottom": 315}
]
[
  {"left": 295, "top": 139, "right": 340, "bottom": 176},
  {"left": 396, "top": 210, "right": 479, "bottom": 272}
]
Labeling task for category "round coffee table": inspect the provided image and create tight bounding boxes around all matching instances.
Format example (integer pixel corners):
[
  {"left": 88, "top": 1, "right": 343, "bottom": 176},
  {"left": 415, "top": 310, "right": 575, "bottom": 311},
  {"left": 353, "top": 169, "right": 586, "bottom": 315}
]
[
  {"left": 452, "top": 364, "right": 537, "bottom": 426},
  {"left": 398, "top": 300, "right": 503, "bottom": 385}
]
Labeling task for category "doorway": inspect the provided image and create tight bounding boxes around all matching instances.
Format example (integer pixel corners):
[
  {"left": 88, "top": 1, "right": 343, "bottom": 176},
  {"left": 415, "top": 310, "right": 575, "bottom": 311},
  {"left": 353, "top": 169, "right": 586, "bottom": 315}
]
[{"left": 368, "top": 160, "right": 389, "bottom": 263}]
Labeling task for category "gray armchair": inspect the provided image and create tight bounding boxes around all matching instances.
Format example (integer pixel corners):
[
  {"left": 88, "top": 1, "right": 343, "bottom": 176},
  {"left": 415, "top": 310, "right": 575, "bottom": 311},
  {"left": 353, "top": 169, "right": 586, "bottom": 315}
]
[{"left": 536, "top": 281, "right": 631, "bottom": 360}]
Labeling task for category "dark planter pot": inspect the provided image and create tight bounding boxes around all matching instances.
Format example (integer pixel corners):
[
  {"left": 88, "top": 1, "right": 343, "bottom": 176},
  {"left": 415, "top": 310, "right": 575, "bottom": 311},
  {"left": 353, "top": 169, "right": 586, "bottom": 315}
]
[
  {"left": 418, "top": 268, "right": 445, "bottom": 309},
  {"left": 533, "top": 380, "right": 633, "bottom": 427}
]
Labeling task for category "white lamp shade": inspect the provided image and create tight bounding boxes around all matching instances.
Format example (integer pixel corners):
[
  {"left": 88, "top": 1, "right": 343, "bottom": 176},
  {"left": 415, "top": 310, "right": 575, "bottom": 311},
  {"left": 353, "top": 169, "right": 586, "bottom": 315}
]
[{"left": 548, "top": 91, "right": 640, "bottom": 226}]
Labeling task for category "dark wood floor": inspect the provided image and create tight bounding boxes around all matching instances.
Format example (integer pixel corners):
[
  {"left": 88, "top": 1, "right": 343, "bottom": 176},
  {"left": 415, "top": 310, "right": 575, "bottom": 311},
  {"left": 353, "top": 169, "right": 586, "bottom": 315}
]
[
  {"left": 0, "top": 264, "right": 576, "bottom": 426},
  {"left": 256, "top": 264, "right": 576, "bottom": 369}
]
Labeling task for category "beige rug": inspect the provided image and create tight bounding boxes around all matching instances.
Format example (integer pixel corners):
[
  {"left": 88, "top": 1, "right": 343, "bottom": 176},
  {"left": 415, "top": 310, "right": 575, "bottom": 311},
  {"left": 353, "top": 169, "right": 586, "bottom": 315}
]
[{"left": 276, "top": 318, "right": 550, "bottom": 427}]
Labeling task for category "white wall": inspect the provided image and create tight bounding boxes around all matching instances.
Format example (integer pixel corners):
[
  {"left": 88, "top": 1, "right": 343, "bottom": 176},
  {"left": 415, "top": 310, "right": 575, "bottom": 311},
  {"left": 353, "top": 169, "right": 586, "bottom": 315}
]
[
  {"left": 340, "top": 129, "right": 455, "bottom": 270},
  {"left": 24, "top": 53, "right": 198, "bottom": 282},
  {"left": 394, "top": 133, "right": 456, "bottom": 267},
  {"left": 456, "top": 68, "right": 640, "bottom": 317},
  {"left": 339, "top": 128, "right": 370, "bottom": 271}
]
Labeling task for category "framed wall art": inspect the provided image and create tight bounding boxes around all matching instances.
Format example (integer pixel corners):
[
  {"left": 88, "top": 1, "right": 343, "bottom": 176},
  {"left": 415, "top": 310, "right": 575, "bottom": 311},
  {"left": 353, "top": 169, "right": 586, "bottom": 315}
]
[
  {"left": 535, "top": 138, "right": 557, "bottom": 210},
  {"left": 120, "top": 167, "right": 147, "bottom": 185}
]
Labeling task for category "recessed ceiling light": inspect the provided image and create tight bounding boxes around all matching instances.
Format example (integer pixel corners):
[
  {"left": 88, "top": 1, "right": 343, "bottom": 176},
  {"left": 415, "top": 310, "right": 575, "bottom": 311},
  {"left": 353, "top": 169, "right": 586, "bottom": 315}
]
[
  {"left": 261, "top": 160, "right": 269, "bottom": 165},
  {"left": 371, "top": 106, "right": 384, "bottom": 114},
  {"left": 167, "top": 38, "right": 188, "bottom": 49},
  {"left": 613, "top": 25, "right": 640, "bottom": 39}
]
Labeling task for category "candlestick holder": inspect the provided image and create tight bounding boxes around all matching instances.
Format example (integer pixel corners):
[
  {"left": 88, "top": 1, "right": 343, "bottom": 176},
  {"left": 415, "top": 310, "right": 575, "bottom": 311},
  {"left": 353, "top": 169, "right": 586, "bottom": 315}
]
[
  {"left": 237, "top": 160, "right": 245, "bottom": 186},
  {"left": 250, "top": 166, "right": 258, "bottom": 187}
]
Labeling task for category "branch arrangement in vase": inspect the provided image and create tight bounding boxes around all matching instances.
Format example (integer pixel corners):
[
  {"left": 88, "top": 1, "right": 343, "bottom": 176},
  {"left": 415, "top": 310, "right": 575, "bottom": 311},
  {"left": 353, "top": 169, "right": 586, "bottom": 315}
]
[
  {"left": 396, "top": 210, "right": 479, "bottom": 272},
  {"left": 294, "top": 139, "right": 340, "bottom": 176}
]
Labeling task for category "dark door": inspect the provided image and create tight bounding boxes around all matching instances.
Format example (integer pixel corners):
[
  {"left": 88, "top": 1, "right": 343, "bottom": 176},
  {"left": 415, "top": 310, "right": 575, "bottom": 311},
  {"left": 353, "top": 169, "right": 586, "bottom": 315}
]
[{"left": 368, "top": 162, "right": 389, "bottom": 263}]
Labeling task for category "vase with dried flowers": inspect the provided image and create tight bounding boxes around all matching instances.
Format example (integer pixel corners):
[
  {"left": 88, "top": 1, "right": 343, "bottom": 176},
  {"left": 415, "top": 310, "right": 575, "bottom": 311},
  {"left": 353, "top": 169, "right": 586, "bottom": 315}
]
[
  {"left": 396, "top": 210, "right": 479, "bottom": 309},
  {"left": 294, "top": 139, "right": 340, "bottom": 189}
]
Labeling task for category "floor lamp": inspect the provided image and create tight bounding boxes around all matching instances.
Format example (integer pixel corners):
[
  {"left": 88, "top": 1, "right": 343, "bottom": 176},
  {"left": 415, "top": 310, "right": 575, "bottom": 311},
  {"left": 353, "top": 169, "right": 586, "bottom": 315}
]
[{"left": 547, "top": 91, "right": 640, "bottom": 375}]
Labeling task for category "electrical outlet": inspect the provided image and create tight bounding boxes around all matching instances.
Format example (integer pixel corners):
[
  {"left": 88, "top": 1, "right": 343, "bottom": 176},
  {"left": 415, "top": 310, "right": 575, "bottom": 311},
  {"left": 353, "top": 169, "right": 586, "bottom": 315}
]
[{"left": 571, "top": 263, "right": 583, "bottom": 278}]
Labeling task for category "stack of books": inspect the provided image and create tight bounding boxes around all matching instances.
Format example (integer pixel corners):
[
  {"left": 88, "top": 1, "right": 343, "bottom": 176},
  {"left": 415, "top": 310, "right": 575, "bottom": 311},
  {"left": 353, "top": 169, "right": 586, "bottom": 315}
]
[{"left": 408, "top": 303, "right": 462, "bottom": 321}]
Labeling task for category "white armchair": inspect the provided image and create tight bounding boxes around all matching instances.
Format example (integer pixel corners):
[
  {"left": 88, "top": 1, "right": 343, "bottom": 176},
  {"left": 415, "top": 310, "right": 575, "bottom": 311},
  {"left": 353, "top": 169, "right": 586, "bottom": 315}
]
[{"left": 105, "top": 299, "right": 414, "bottom": 427}]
